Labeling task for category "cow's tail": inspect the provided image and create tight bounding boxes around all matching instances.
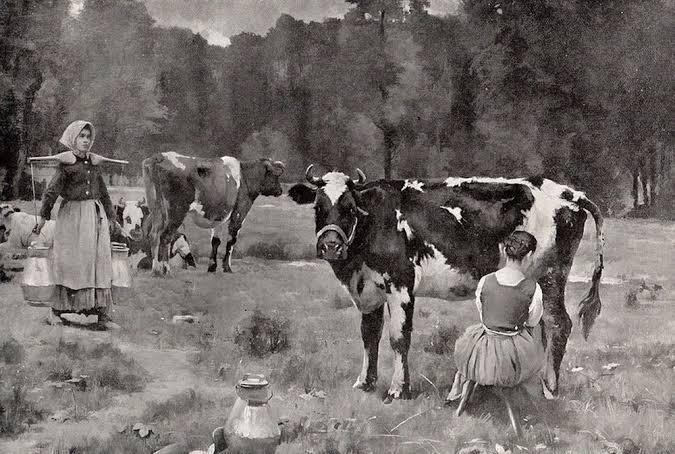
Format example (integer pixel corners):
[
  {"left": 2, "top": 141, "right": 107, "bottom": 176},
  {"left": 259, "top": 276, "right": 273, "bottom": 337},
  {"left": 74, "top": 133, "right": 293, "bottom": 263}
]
[{"left": 575, "top": 194, "right": 605, "bottom": 340}]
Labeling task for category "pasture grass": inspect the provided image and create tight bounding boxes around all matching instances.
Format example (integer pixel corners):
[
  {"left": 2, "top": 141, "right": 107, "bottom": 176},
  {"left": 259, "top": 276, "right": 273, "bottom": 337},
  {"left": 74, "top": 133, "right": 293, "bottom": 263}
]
[{"left": 2, "top": 193, "right": 674, "bottom": 452}]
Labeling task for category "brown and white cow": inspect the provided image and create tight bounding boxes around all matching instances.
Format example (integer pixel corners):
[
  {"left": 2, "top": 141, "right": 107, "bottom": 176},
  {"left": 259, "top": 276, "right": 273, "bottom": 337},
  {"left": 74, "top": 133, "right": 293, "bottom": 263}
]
[
  {"left": 289, "top": 167, "right": 604, "bottom": 403},
  {"left": 142, "top": 152, "right": 285, "bottom": 275}
]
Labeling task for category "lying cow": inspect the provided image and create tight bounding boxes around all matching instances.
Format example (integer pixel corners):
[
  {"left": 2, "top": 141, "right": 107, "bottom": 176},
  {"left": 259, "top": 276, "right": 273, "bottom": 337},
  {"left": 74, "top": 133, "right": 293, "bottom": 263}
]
[
  {"left": 112, "top": 198, "right": 195, "bottom": 269},
  {"left": 142, "top": 152, "right": 285, "bottom": 275},
  {"left": 289, "top": 167, "right": 604, "bottom": 402},
  {"left": 0, "top": 204, "right": 56, "bottom": 249}
]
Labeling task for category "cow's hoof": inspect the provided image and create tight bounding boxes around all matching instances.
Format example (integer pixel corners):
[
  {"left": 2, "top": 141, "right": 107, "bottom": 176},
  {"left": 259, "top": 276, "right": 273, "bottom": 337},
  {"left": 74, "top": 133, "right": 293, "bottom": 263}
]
[
  {"left": 353, "top": 379, "right": 377, "bottom": 393},
  {"left": 383, "top": 388, "right": 411, "bottom": 404},
  {"left": 222, "top": 267, "right": 233, "bottom": 273},
  {"left": 207, "top": 263, "right": 217, "bottom": 273}
]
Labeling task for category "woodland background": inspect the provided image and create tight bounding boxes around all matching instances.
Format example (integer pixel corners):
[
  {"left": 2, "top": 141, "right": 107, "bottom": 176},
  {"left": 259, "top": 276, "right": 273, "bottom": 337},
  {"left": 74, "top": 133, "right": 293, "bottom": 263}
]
[{"left": 1, "top": 0, "right": 673, "bottom": 217}]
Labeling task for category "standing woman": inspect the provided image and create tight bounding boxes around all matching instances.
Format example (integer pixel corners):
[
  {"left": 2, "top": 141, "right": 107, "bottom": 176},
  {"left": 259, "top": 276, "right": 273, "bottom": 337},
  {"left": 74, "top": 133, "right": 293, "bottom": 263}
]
[{"left": 34, "top": 120, "right": 121, "bottom": 329}]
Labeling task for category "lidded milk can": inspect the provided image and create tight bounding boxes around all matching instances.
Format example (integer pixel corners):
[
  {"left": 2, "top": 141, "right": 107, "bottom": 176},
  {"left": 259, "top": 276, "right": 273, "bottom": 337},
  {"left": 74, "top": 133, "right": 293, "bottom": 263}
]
[
  {"left": 21, "top": 245, "right": 55, "bottom": 305},
  {"left": 221, "top": 373, "right": 280, "bottom": 454},
  {"left": 111, "top": 242, "right": 131, "bottom": 302}
]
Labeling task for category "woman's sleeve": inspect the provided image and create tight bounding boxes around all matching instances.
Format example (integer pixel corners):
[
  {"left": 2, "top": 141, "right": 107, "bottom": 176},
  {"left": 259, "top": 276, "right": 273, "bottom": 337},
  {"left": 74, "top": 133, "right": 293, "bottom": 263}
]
[
  {"left": 39, "top": 165, "right": 65, "bottom": 220},
  {"left": 526, "top": 283, "right": 544, "bottom": 327},
  {"left": 474, "top": 275, "right": 487, "bottom": 316},
  {"left": 98, "top": 173, "right": 115, "bottom": 221}
]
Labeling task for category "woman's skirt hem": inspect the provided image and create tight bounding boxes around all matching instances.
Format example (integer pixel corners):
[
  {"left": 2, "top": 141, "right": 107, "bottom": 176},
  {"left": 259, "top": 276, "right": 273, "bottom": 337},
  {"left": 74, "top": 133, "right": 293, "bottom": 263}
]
[{"left": 50, "top": 285, "right": 113, "bottom": 313}]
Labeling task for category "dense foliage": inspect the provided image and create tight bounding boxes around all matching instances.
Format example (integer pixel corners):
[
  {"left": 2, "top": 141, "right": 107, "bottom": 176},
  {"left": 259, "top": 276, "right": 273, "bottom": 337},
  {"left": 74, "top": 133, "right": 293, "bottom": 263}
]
[{"left": 1, "top": 0, "right": 672, "bottom": 216}]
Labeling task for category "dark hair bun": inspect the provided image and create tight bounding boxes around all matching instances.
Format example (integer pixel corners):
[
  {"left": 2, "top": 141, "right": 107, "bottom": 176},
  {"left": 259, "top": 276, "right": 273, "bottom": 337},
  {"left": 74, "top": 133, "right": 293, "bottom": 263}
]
[{"left": 503, "top": 231, "right": 537, "bottom": 261}]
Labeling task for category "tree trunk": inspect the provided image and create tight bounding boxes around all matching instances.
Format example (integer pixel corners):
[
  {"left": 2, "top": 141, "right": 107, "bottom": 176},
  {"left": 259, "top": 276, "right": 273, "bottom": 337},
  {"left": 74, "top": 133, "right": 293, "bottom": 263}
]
[
  {"left": 632, "top": 168, "right": 639, "bottom": 209},
  {"left": 436, "top": 118, "right": 442, "bottom": 155},
  {"left": 383, "top": 125, "right": 396, "bottom": 180},
  {"left": 640, "top": 162, "right": 649, "bottom": 206},
  {"left": 649, "top": 146, "right": 658, "bottom": 207},
  {"left": 12, "top": 67, "right": 43, "bottom": 199}
]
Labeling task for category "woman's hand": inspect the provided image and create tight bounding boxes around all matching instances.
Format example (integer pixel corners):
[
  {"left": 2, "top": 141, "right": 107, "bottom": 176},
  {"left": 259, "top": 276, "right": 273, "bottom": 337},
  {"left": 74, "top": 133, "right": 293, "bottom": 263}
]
[{"left": 33, "top": 218, "right": 46, "bottom": 235}]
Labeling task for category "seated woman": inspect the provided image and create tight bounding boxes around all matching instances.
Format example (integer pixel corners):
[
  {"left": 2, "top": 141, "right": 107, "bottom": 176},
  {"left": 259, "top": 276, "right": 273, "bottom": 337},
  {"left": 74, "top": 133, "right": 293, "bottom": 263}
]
[{"left": 446, "top": 230, "right": 545, "bottom": 436}]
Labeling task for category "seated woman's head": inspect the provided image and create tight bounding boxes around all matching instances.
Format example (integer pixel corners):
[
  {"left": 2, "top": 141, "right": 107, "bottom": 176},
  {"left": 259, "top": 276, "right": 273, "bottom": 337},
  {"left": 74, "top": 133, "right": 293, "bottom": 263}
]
[{"left": 502, "top": 231, "right": 537, "bottom": 262}]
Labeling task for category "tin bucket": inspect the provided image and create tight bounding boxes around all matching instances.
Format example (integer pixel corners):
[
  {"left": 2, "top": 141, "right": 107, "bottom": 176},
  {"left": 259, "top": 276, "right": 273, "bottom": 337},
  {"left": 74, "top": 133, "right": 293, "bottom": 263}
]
[
  {"left": 111, "top": 242, "right": 131, "bottom": 302},
  {"left": 224, "top": 374, "right": 280, "bottom": 454},
  {"left": 22, "top": 246, "right": 54, "bottom": 306}
]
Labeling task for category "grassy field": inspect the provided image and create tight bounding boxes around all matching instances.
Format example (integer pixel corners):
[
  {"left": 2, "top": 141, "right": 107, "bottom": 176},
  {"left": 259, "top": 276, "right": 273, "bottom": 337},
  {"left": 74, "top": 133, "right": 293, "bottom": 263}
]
[{"left": 0, "top": 191, "right": 673, "bottom": 454}]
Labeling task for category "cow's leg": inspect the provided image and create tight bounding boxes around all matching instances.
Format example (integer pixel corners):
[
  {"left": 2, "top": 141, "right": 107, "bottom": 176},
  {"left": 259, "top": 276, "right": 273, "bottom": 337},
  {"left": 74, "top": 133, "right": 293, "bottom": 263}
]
[
  {"left": 353, "top": 304, "right": 384, "bottom": 392},
  {"left": 208, "top": 228, "right": 220, "bottom": 273},
  {"left": 156, "top": 221, "right": 182, "bottom": 276},
  {"left": 385, "top": 285, "right": 414, "bottom": 403},
  {"left": 539, "top": 209, "right": 586, "bottom": 394},
  {"left": 154, "top": 197, "right": 190, "bottom": 276},
  {"left": 221, "top": 202, "right": 251, "bottom": 273},
  {"left": 540, "top": 271, "right": 571, "bottom": 396},
  {"left": 222, "top": 217, "right": 243, "bottom": 273}
]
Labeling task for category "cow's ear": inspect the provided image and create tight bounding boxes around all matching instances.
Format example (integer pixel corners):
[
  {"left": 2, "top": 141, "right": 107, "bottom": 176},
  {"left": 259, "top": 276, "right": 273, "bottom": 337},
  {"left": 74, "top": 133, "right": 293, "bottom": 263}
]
[
  {"left": 356, "top": 187, "right": 386, "bottom": 215},
  {"left": 288, "top": 184, "right": 316, "bottom": 204}
]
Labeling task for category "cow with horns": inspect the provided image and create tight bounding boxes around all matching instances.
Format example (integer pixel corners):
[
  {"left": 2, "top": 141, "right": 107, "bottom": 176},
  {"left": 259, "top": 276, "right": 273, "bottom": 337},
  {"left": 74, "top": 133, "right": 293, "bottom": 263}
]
[
  {"left": 289, "top": 166, "right": 604, "bottom": 403},
  {"left": 142, "top": 152, "right": 286, "bottom": 274}
]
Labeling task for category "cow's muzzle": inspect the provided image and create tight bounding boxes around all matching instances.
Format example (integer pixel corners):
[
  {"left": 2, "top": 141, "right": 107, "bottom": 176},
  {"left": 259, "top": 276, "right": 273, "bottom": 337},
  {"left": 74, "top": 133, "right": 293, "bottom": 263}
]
[
  {"left": 185, "top": 252, "right": 196, "bottom": 268},
  {"left": 316, "top": 219, "right": 358, "bottom": 261},
  {"left": 318, "top": 239, "right": 347, "bottom": 261}
]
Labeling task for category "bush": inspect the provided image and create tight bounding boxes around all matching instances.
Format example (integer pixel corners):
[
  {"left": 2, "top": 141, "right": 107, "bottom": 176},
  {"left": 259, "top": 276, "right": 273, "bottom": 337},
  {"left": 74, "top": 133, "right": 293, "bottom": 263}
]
[
  {"left": 234, "top": 310, "right": 290, "bottom": 357},
  {"left": 0, "top": 366, "right": 45, "bottom": 436},
  {"left": 143, "top": 389, "right": 213, "bottom": 422},
  {"left": 422, "top": 324, "right": 461, "bottom": 356},
  {"left": 0, "top": 337, "right": 25, "bottom": 364},
  {"left": 244, "top": 242, "right": 289, "bottom": 260}
]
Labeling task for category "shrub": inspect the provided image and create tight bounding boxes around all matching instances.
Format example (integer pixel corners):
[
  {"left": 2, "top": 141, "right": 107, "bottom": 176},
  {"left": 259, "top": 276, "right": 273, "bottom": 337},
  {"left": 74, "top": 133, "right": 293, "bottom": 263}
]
[
  {"left": 0, "top": 366, "right": 45, "bottom": 435},
  {"left": 234, "top": 310, "right": 290, "bottom": 357},
  {"left": 0, "top": 337, "right": 25, "bottom": 364},
  {"left": 143, "top": 389, "right": 213, "bottom": 422},
  {"left": 241, "top": 241, "right": 290, "bottom": 260},
  {"left": 423, "top": 324, "right": 461, "bottom": 356}
]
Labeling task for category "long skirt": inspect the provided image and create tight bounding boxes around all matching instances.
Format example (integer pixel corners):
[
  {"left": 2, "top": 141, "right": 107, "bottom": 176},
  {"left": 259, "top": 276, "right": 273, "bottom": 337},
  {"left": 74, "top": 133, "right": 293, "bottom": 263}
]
[
  {"left": 51, "top": 199, "right": 113, "bottom": 313},
  {"left": 448, "top": 323, "right": 545, "bottom": 400}
]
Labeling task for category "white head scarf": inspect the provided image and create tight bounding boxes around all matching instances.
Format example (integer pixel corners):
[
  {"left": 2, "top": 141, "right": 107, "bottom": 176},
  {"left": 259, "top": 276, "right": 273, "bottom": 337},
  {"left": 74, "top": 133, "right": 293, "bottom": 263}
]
[{"left": 59, "top": 120, "right": 96, "bottom": 153}]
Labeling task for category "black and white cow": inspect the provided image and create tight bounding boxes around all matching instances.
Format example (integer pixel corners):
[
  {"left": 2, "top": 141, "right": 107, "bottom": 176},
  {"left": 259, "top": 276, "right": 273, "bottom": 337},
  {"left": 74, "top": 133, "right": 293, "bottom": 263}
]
[
  {"left": 142, "top": 152, "right": 285, "bottom": 275},
  {"left": 111, "top": 198, "right": 196, "bottom": 270},
  {"left": 289, "top": 166, "right": 604, "bottom": 403}
]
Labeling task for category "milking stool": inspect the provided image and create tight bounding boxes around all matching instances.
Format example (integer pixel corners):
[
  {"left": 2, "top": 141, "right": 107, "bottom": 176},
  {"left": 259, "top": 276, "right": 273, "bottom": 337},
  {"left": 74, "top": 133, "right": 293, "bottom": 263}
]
[{"left": 455, "top": 379, "right": 524, "bottom": 438}]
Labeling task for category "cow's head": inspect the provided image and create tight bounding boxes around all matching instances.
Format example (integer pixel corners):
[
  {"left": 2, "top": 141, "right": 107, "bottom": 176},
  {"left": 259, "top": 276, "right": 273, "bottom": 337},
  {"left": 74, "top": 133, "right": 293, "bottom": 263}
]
[
  {"left": 258, "top": 159, "right": 286, "bottom": 197},
  {"left": 121, "top": 201, "right": 145, "bottom": 242},
  {"left": 0, "top": 204, "right": 20, "bottom": 242},
  {"left": 289, "top": 165, "right": 368, "bottom": 261},
  {"left": 170, "top": 233, "right": 196, "bottom": 268}
]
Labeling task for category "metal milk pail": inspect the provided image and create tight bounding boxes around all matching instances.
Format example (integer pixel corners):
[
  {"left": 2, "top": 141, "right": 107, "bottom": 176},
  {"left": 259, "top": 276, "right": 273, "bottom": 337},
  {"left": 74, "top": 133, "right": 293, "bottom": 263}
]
[
  {"left": 111, "top": 242, "right": 131, "bottom": 302},
  {"left": 224, "top": 374, "right": 280, "bottom": 454},
  {"left": 21, "top": 245, "right": 54, "bottom": 305}
]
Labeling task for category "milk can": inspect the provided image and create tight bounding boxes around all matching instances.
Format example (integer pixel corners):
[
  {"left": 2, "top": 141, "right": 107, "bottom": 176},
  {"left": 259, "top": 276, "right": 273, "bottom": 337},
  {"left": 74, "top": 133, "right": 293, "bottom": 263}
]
[
  {"left": 221, "top": 373, "right": 281, "bottom": 454},
  {"left": 111, "top": 242, "right": 131, "bottom": 303},
  {"left": 21, "top": 245, "right": 55, "bottom": 306}
]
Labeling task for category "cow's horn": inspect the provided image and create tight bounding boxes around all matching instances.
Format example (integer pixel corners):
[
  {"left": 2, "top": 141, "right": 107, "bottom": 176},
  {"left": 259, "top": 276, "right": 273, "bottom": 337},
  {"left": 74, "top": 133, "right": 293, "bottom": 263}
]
[
  {"left": 305, "top": 164, "right": 323, "bottom": 186},
  {"left": 355, "top": 168, "right": 367, "bottom": 185}
]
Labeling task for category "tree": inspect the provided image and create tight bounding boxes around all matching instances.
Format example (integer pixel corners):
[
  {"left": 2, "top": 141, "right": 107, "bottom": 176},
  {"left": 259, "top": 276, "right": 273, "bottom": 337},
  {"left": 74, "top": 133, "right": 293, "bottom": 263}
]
[
  {"left": 0, "top": 0, "right": 68, "bottom": 199},
  {"left": 345, "top": 0, "right": 405, "bottom": 178}
]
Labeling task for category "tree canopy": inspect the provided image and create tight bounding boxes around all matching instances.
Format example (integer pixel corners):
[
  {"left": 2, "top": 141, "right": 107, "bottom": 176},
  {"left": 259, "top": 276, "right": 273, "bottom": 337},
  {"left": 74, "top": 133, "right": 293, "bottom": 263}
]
[{"left": 1, "top": 0, "right": 672, "bottom": 216}]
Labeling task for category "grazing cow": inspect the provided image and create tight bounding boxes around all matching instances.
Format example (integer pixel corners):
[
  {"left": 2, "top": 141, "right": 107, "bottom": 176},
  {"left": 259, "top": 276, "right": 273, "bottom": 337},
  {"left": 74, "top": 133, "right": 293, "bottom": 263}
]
[
  {"left": 112, "top": 198, "right": 196, "bottom": 269},
  {"left": 142, "top": 152, "right": 285, "bottom": 275},
  {"left": 0, "top": 205, "right": 56, "bottom": 249},
  {"left": 289, "top": 167, "right": 604, "bottom": 403}
]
